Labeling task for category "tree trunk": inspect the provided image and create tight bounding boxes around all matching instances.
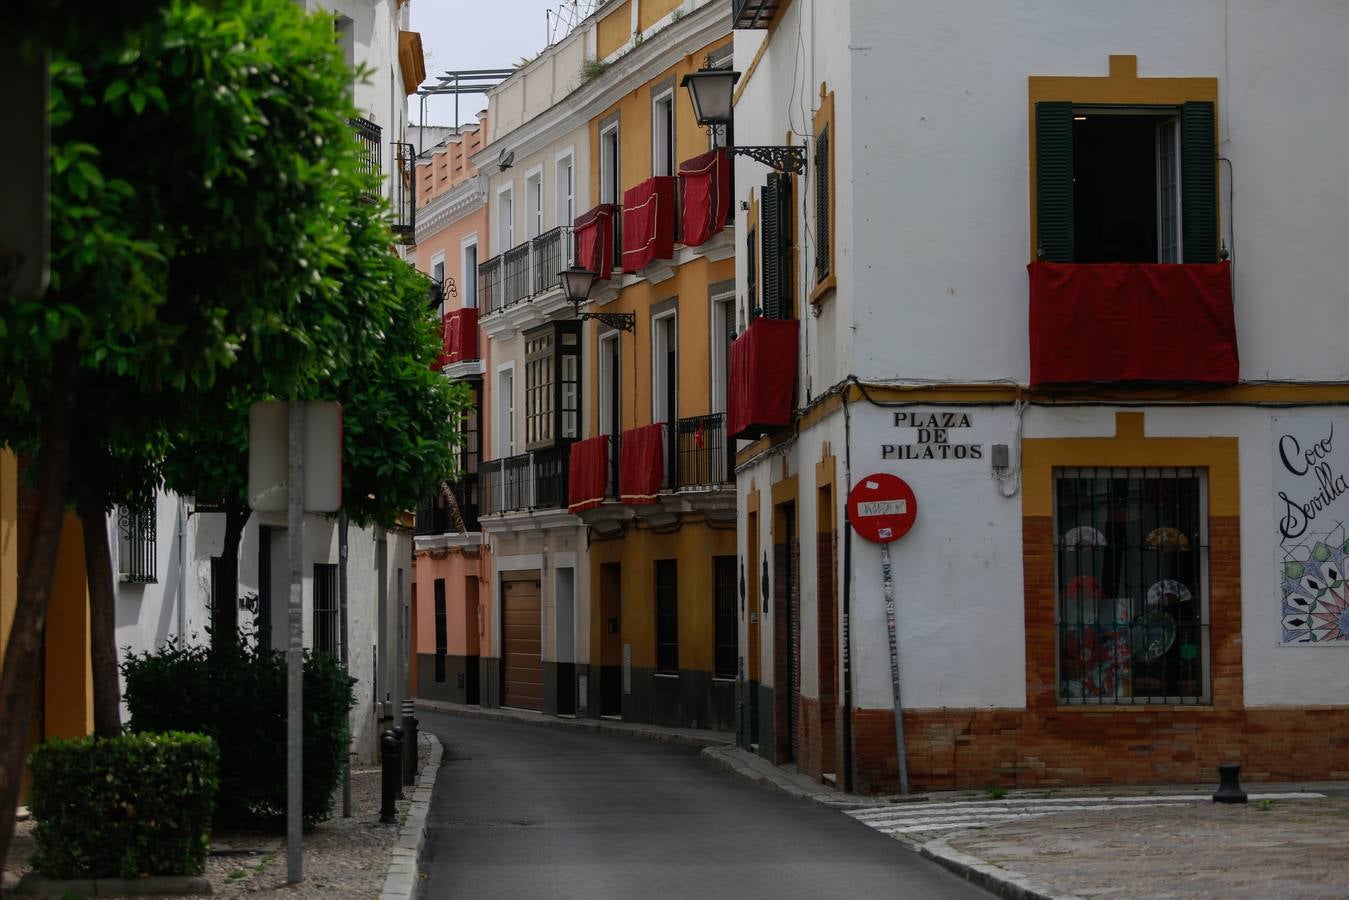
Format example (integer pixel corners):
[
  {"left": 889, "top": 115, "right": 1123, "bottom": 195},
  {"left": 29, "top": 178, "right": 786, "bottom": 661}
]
[
  {"left": 78, "top": 482, "right": 122, "bottom": 738},
  {"left": 0, "top": 356, "right": 78, "bottom": 874},
  {"left": 211, "top": 500, "right": 249, "bottom": 651}
]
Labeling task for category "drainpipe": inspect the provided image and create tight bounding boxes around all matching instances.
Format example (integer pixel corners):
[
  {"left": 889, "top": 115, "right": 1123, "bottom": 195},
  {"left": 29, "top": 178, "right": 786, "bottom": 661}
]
[
  {"left": 177, "top": 496, "right": 187, "bottom": 643},
  {"left": 841, "top": 387, "right": 855, "bottom": 793},
  {"left": 340, "top": 510, "right": 351, "bottom": 817}
]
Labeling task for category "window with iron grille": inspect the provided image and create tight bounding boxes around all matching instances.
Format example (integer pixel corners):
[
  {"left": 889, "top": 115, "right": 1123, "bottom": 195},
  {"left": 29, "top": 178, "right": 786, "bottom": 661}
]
[
  {"left": 313, "top": 563, "right": 340, "bottom": 657},
  {"left": 655, "top": 560, "right": 679, "bottom": 675},
  {"left": 434, "top": 578, "right": 447, "bottom": 684},
  {"left": 1055, "top": 467, "right": 1209, "bottom": 705},
  {"left": 713, "top": 556, "right": 738, "bottom": 679},
  {"left": 117, "top": 498, "right": 157, "bottom": 583},
  {"left": 814, "top": 125, "right": 831, "bottom": 284}
]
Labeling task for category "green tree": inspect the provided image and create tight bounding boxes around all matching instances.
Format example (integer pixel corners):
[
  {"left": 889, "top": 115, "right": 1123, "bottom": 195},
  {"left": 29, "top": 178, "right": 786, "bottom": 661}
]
[{"left": 0, "top": 0, "right": 445, "bottom": 869}]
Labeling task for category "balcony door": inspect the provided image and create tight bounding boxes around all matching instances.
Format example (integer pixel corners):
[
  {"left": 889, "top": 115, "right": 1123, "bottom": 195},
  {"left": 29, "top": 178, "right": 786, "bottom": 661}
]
[
  {"left": 497, "top": 366, "right": 515, "bottom": 457},
  {"left": 525, "top": 169, "right": 543, "bottom": 240},
  {"left": 600, "top": 331, "right": 621, "bottom": 494},
  {"left": 710, "top": 296, "right": 733, "bottom": 415}
]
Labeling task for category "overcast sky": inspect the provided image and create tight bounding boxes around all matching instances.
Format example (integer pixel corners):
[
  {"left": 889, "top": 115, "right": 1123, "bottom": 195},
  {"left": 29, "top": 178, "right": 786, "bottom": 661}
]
[{"left": 411, "top": 0, "right": 592, "bottom": 126}]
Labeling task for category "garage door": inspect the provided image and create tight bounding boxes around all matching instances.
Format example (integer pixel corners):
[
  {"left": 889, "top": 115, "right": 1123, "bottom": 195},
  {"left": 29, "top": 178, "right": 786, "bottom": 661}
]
[{"left": 502, "top": 578, "right": 543, "bottom": 711}]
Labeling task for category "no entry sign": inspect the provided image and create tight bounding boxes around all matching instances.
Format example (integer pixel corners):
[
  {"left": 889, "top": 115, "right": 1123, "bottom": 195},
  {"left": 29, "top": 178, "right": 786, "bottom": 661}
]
[{"left": 847, "top": 473, "right": 917, "bottom": 543}]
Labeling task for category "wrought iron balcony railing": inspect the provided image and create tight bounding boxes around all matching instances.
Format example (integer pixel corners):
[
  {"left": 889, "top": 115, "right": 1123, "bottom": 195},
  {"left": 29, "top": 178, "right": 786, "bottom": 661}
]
[
  {"left": 673, "top": 412, "right": 733, "bottom": 489},
  {"left": 480, "top": 443, "right": 573, "bottom": 515},
  {"left": 414, "top": 475, "right": 481, "bottom": 535},
  {"left": 477, "top": 226, "right": 574, "bottom": 317},
  {"left": 391, "top": 141, "right": 416, "bottom": 245},
  {"left": 349, "top": 116, "right": 382, "bottom": 203}
]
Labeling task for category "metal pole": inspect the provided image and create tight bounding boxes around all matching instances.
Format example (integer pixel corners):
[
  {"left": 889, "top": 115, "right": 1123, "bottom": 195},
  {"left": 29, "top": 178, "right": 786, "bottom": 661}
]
[
  {"left": 339, "top": 510, "right": 351, "bottom": 818},
  {"left": 286, "top": 401, "right": 305, "bottom": 882},
  {"left": 881, "top": 542, "right": 909, "bottom": 795}
]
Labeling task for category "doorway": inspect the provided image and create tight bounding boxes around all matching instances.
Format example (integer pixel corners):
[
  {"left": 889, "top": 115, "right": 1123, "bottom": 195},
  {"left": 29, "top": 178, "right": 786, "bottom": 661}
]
[
  {"left": 599, "top": 562, "right": 623, "bottom": 716},
  {"left": 773, "top": 502, "right": 800, "bottom": 764}
]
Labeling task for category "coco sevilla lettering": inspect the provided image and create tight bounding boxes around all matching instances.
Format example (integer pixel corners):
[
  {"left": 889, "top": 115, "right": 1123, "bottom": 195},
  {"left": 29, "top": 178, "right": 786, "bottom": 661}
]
[
  {"left": 881, "top": 411, "right": 984, "bottom": 461},
  {"left": 1277, "top": 422, "right": 1349, "bottom": 541}
]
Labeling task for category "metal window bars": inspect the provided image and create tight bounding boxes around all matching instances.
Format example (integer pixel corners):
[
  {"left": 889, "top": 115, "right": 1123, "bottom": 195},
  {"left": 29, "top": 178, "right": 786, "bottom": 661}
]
[
  {"left": 1054, "top": 467, "right": 1210, "bottom": 705},
  {"left": 117, "top": 499, "right": 157, "bottom": 584}
]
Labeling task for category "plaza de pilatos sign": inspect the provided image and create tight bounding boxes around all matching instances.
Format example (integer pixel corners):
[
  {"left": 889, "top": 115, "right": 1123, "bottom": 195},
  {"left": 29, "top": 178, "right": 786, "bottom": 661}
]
[{"left": 881, "top": 411, "right": 984, "bottom": 461}]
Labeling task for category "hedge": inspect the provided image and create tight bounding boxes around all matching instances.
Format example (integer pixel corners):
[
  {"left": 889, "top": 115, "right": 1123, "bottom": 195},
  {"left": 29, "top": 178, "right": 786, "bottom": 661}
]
[
  {"left": 28, "top": 732, "right": 219, "bottom": 879},
  {"left": 122, "top": 642, "right": 355, "bottom": 828}
]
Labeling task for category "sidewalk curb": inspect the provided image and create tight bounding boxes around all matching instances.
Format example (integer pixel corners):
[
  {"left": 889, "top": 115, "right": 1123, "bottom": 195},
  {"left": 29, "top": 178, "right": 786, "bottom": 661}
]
[
  {"left": 378, "top": 731, "right": 442, "bottom": 900},
  {"left": 699, "top": 744, "right": 874, "bottom": 810},
  {"left": 918, "top": 837, "right": 1083, "bottom": 900},
  {"left": 415, "top": 700, "right": 733, "bottom": 749}
]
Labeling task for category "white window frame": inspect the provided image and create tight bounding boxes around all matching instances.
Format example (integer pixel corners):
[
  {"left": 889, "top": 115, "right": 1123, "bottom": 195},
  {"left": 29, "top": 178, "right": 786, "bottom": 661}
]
[
  {"left": 709, "top": 293, "right": 734, "bottom": 414},
  {"left": 555, "top": 148, "right": 575, "bottom": 229},
  {"left": 600, "top": 122, "right": 620, "bottom": 205},
  {"left": 496, "top": 184, "right": 514, "bottom": 253},
  {"left": 429, "top": 250, "right": 447, "bottom": 318},
  {"left": 496, "top": 362, "right": 516, "bottom": 458},
  {"left": 599, "top": 331, "right": 620, "bottom": 437},
  {"left": 460, "top": 234, "right": 479, "bottom": 309},
  {"left": 524, "top": 165, "right": 544, "bottom": 240},
  {"left": 1156, "top": 117, "right": 1182, "bottom": 264},
  {"left": 651, "top": 310, "right": 678, "bottom": 426},
  {"left": 651, "top": 87, "right": 675, "bottom": 178}
]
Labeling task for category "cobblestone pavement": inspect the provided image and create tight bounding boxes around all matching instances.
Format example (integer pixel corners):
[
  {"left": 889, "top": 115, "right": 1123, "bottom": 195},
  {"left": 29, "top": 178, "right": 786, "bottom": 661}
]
[
  {"left": 2, "top": 739, "right": 430, "bottom": 898},
  {"left": 942, "top": 795, "right": 1349, "bottom": 899}
]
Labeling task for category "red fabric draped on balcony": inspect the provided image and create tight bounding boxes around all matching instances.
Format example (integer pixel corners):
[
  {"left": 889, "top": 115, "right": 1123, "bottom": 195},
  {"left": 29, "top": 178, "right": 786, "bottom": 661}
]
[
  {"left": 728, "top": 317, "right": 799, "bottom": 440},
  {"left": 678, "top": 149, "right": 731, "bottom": 247},
  {"left": 574, "top": 204, "right": 615, "bottom": 281},
  {"left": 619, "top": 424, "right": 665, "bottom": 504},
  {"left": 442, "top": 307, "right": 479, "bottom": 365},
  {"left": 1028, "top": 262, "right": 1238, "bottom": 385},
  {"left": 567, "top": 435, "right": 610, "bottom": 513},
  {"left": 621, "top": 176, "right": 676, "bottom": 273}
]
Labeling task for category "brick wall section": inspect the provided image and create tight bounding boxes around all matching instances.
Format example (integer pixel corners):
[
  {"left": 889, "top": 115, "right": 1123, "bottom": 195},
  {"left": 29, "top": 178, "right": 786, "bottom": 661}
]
[{"left": 849, "top": 515, "right": 1349, "bottom": 792}]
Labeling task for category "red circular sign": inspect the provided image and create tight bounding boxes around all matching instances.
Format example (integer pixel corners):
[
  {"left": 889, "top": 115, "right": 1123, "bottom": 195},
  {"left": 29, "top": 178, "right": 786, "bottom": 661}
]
[{"left": 847, "top": 473, "right": 917, "bottom": 544}]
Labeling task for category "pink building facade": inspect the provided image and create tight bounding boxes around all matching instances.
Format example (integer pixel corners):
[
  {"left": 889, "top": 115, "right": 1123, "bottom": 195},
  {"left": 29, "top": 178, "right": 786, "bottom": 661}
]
[{"left": 410, "top": 115, "right": 494, "bottom": 704}]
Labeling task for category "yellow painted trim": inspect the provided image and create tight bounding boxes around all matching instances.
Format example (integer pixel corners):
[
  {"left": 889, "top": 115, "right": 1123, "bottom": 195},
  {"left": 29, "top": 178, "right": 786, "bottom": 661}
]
[
  {"left": 731, "top": 0, "right": 797, "bottom": 107},
  {"left": 1022, "top": 411, "right": 1239, "bottom": 518},
  {"left": 815, "top": 445, "right": 836, "bottom": 533},
  {"left": 1027, "top": 55, "right": 1219, "bottom": 261},
  {"left": 771, "top": 474, "right": 798, "bottom": 510}
]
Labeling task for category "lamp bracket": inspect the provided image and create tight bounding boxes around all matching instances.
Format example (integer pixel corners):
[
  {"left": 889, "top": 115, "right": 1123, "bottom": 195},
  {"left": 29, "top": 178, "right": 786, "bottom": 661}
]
[
  {"left": 578, "top": 311, "right": 636, "bottom": 332},
  {"left": 730, "top": 145, "right": 807, "bottom": 175}
]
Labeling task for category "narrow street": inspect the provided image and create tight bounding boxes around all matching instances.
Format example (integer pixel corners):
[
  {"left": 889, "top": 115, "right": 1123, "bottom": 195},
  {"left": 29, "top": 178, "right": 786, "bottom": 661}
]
[{"left": 418, "top": 711, "right": 988, "bottom": 899}]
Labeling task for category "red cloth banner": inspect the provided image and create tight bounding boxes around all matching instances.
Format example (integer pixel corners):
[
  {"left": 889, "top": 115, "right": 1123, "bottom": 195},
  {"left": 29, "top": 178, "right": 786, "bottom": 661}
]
[
  {"left": 574, "top": 204, "right": 615, "bottom": 281},
  {"left": 678, "top": 149, "right": 731, "bottom": 247},
  {"left": 442, "top": 307, "right": 479, "bottom": 365},
  {"left": 728, "top": 317, "right": 799, "bottom": 440},
  {"left": 1028, "top": 262, "right": 1238, "bottom": 385},
  {"left": 621, "top": 176, "right": 676, "bottom": 273},
  {"left": 619, "top": 423, "right": 665, "bottom": 504},
  {"left": 567, "top": 435, "right": 610, "bottom": 513}
]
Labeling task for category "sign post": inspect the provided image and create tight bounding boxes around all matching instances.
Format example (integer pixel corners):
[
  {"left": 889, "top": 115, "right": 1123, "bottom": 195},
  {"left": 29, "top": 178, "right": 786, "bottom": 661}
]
[
  {"left": 249, "top": 401, "right": 342, "bottom": 885},
  {"left": 847, "top": 473, "right": 917, "bottom": 795}
]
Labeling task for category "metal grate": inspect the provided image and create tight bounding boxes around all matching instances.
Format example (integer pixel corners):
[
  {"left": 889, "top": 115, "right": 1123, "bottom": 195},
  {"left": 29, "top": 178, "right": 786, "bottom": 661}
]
[
  {"left": 117, "top": 499, "right": 157, "bottom": 583},
  {"left": 1054, "top": 467, "right": 1209, "bottom": 705},
  {"left": 313, "top": 563, "right": 340, "bottom": 657}
]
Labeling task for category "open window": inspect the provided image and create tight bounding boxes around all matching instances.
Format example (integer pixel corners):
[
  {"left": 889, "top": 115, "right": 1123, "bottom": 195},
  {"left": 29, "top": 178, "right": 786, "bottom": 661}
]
[
  {"left": 652, "top": 88, "right": 675, "bottom": 178},
  {"left": 1036, "top": 101, "right": 1216, "bottom": 264}
]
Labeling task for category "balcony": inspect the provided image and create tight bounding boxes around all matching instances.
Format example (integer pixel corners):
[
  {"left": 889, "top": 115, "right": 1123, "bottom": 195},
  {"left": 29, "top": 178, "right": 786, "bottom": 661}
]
[
  {"left": 349, "top": 116, "right": 382, "bottom": 203},
  {"left": 442, "top": 307, "right": 479, "bottom": 373},
  {"left": 391, "top": 142, "right": 416, "bottom": 245},
  {"left": 678, "top": 149, "right": 732, "bottom": 247},
  {"left": 480, "top": 444, "right": 576, "bottom": 529},
  {"left": 477, "top": 226, "right": 575, "bottom": 335},
  {"left": 575, "top": 204, "right": 616, "bottom": 282},
  {"left": 414, "top": 475, "right": 481, "bottom": 537},
  {"left": 732, "top": 0, "right": 781, "bottom": 29},
  {"left": 728, "top": 316, "right": 799, "bottom": 440},
  {"left": 1027, "top": 261, "right": 1238, "bottom": 386},
  {"left": 621, "top": 176, "right": 676, "bottom": 277},
  {"left": 672, "top": 413, "right": 733, "bottom": 489}
]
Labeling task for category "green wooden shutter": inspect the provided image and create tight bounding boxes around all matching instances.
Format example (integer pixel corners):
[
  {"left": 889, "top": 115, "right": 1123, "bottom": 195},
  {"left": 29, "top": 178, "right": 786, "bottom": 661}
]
[
  {"left": 761, "top": 173, "right": 793, "bottom": 318},
  {"left": 1181, "top": 100, "right": 1217, "bottom": 263},
  {"left": 747, "top": 225, "right": 758, "bottom": 317},
  {"left": 814, "top": 128, "right": 831, "bottom": 283},
  {"left": 1035, "top": 101, "right": 1074, "bottom": 263}
]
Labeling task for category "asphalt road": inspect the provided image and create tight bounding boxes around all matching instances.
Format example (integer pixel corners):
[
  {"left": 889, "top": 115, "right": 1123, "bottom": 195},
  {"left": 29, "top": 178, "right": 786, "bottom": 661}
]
[{"left": 418, "top": 711, "right": 989, "bottom": 900}]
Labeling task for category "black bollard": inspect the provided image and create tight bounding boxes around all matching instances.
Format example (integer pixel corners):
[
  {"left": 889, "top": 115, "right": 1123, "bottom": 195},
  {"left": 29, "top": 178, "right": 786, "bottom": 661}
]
[
  {"left": 1212, "top": 763, "right": 1247, "bottom": 803},
  {"left": 379, "top": 730, "right": 400, "bottom": 823},
  {"left": 401, "top": 699, "right": 417, "bottom": 787},
  {"left": 390, "top": 726, "right": 406, "bottom": 800}
]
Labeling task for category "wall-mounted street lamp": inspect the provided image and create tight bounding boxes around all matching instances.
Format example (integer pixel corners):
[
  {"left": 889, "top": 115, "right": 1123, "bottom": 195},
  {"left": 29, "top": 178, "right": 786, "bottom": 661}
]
[
  {"left": 680, "top": 68, "right": 806, "bottom": 174},
  {"left": 559, "top": 266, "right": 635, "bottom": 331}
]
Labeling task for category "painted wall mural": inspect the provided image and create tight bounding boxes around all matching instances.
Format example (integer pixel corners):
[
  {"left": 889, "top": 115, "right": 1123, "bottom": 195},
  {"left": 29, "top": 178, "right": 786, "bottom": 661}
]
[{"left": 1274, "top": 416, "right": 1349, "bottom": 643}]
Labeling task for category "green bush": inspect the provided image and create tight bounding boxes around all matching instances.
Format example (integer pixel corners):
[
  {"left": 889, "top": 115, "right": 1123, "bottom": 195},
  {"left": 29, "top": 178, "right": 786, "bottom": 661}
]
[
  {"left": 28, "top": 732, "right": 219, "bottom": 879},
  {"left": 122, "top": 642, "right": 355, "bottom": 828}
]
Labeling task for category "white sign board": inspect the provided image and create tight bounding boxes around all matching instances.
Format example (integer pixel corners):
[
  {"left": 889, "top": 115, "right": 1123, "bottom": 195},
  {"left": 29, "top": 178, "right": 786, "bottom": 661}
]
[
  {"left": 1273, "top": 416, "right": 1349, "bottom": 644},
  {"left": 248, "top": 402, "right": 343, "bottom": 513}
]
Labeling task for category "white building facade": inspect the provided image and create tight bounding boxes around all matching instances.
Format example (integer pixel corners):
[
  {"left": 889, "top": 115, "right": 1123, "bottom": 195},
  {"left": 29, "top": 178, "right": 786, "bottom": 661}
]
[{"left": 729, "top": 0, "right": 1349, "bottom": 792}]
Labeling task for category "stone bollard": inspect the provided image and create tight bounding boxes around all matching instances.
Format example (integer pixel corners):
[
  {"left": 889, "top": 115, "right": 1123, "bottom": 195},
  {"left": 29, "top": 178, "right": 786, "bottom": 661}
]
[
  {"left": 380, "top": 729, "right": 400, "bottom": 823},
  {"left": 401, "top": 699, "right": 417, "bottom": 787},
  {"left": 1212, "top": 762, "right": 1247, "bottom": 803}
]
